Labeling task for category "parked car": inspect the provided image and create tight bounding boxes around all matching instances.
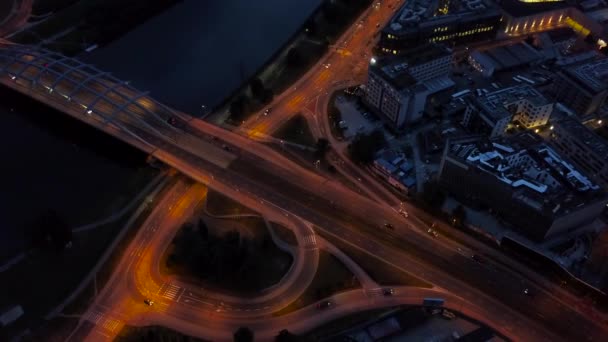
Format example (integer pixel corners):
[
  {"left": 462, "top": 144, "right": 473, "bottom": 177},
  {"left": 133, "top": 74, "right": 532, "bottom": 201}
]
[
  {"left": 383, "top": 288, "right": 395, "bottom": 296},
  {"left": 384, "top": 223, "right": 395, "bottom": 230},
  {"left": 144, "top": 299, "right": 154, "bottom": 306}
]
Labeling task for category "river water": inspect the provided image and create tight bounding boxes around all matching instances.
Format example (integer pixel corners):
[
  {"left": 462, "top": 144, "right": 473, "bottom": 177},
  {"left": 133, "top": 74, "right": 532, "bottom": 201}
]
[
  {"left": 0, "top": 0, "right": 321, "bottom": 258},
  {"left": 83, "top": 0, "right": 322, "bottom": 114}
]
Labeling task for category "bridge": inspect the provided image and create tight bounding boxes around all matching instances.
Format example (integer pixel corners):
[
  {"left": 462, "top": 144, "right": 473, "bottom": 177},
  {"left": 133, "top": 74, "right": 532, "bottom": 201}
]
[{"left": 0, "top": 43, "right": 236, "bottom": 169}]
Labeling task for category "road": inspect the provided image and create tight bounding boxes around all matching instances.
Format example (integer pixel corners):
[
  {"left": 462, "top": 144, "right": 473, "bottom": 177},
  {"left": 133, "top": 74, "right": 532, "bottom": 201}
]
[
  {"left": 238, "top": 0, "right": 400, "bottom": 137},
  {"left": 0, "top": 0, "right": 32, "bottom": 38},
  {"left": 3, "top": 42, "right": 607, "bottom": 341},
  {"left": 70, "top": 177, "right": 513, "bottom": 342},
  {"left": 0, "top": 2, "right": 607, "bottom": 340}
]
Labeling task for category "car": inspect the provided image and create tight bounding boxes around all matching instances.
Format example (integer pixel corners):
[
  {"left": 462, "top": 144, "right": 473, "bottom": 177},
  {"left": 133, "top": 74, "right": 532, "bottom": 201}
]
[
  {"left": 317, "top": 301, "right": 332, "bottom": 309},
  {"left": 382, "top": 288, "right": 395, "bottom": 296},
  {"left": 427, "top": 228, "right": 438, "bottom": 238},
  {"left": 263, "top": 107, "right": 272, "bottom": 115},
  {"left": 384, "top": 223, "right": 394, "bottom": 230},
  {"left": 471, "top": 254, "right": 483, "bottom": 263},
  {"left": 523, "top": 288, "right": 535, "bottom": 297},
  {"left": 144, "top": 299, "right": 154, "bottom": 306},
  {"left": 399, "top": 209, "right": 409, "bottom": 218},
  {"left": 167, "top": 116, "right": 177, "bottom": 126}
]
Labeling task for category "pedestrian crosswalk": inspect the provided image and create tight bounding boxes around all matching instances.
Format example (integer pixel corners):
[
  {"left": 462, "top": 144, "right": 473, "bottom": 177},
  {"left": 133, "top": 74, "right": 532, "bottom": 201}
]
[
  {"left": 302, "top": 234, "right": 317, "bottom": 248},
  {"left": 160, "top": 283, "right": 182, "bottom": 300},
  {"left": 84, "top": 310, "right": 122, "bottom": 333}
]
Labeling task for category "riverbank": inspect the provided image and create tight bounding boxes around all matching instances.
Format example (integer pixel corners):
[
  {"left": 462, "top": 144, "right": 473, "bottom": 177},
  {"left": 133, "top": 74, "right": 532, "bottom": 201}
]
[{"left": 208, "top": 0, "right": 374, "bottom": 125}]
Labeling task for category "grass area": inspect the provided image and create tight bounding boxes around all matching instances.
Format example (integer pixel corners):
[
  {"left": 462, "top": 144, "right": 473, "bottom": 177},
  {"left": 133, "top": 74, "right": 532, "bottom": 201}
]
[
  {"left": 163, "top": 216, "right": 292, "bottom": 294},
  {"left": 273, "top": 114, "right": 316, "bottom": 147},
  {"left": 0, "top": 174, "right": 173, "bottom": 341},
  {"left": 274, "top": 251, "right": 359, "bottom": 316},
  {"left": 319, "top": 231, "right": 432, "bottom": 288},
  {"left": 0, "top": 216, "right": 129, "bottom": 340},
  {"left": 115, "top": 325, "right": 209, "bottom": 342},
  {"left": 204, "top": 190, "right": 257, "bottom": 217},
  {"left": 271, "top": 222, "right": 298, "bottom": 246}
]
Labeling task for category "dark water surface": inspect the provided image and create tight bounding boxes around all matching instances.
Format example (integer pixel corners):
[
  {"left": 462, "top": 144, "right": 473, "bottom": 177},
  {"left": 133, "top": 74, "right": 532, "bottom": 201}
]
[{"left": 0, "top": 0, "right": 321, "bottom": 257}]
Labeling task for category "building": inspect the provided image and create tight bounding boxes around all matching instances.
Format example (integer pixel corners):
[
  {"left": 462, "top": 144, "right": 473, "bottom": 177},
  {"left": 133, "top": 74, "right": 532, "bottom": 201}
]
[
  {"left": 500, "top": 0, "right": 572, "bottom": 37},
  {"left": 500, "top": 0, "right": 608, "bottom": 43},
  {"left": 438, "top": 133, "right": 607, "bottom": 241},
  {"left": 549, "top": 114, "right": 608, "bottom": 189},
  {"left": 468, "top": 42, "right": 543, "bottom": 77},
  {"left": 462, "top": 85, "right": 553, "bottom": 137},
  {"left": 373, "top": 149, "right": 416, "bottom": 193},
  {"left": 364, "top": 43, "right": 453, "bottom": 129},
  {"left": 378, "top": 0, "right": 500, "bottom": 55},
  {"left": 553, "top": 57, "right": 608, "bottom": 117}
]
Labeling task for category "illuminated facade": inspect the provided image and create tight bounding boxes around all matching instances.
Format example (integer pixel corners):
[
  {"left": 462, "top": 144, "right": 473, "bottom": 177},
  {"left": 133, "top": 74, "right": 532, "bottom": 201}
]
[
  {"left": 500, "top": 0, "right": 602, "bottom": 39},
  {"left": 379, "top": 0, "right": 501, "bottom": 55}
]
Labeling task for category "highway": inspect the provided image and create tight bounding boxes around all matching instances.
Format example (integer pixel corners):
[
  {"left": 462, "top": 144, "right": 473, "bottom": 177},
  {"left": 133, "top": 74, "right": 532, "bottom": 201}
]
[
  {"left": 2, "top": 33, "right": 607, "bottom": 342},
  {"left": 0, "top": 1, "right": 607, "bottom": 341},
  {"left": 238, "top": 0, "right": 398, "bottom": 136}
]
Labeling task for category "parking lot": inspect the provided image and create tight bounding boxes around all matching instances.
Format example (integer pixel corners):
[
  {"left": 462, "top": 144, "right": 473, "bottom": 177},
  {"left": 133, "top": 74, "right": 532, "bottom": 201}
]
[{"left": 334, "top": 94, "right": 383, "bottom": 139}]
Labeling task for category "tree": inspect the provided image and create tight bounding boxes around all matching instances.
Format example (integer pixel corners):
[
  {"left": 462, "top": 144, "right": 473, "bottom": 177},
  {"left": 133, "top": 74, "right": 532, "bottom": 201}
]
[
  {"left": 198, "top": 219, "right": 208, "bottom": 240},
  {"left": 275, "top": 329, "right": 300, "bottom": 342},
  {"left": 348, "top": 130, "right": 386, "bottom": 164},
  {"left": 249, "top": 77, "right": 265, "bottom": 100},
  {"left": 234, "top": 327, "right": 254, "bottom": 342},
  {"left": 230, "top": 95, "right": 251, "bottom": 122},
  {"left": 419, "top": 181, "right": 446, "bottom": 209},
  {"left": 451, "top": 204, "right": 467, "bottom": 227},
  {"left": 314, "top": 138, "right": 330, "bottom": 159},
  {"left": 286, "top": 47, "right": 304, "bottom": 67}
]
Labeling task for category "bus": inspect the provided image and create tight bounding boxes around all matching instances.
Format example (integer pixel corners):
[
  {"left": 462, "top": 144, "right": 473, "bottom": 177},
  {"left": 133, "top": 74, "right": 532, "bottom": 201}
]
[
  {"left": 451, "top": 89, "right": 471, "bottom": 99},
  {"left": 423, "top": 298, "right": 445, "bottom": 307}
]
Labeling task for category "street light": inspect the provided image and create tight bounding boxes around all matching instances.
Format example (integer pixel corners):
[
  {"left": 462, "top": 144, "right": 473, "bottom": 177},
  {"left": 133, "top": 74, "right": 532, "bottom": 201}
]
[{"left": 370, "top": 57, "right": 377, "bottom": 65}]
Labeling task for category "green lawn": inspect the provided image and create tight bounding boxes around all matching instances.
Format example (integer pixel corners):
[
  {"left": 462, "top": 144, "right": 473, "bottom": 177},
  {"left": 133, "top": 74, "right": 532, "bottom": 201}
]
[
  {"left": 274, "top": 251, "right": 359, "bottom": 316},
  {"left": 273, "top": 114, "right": 316, "bottom": 147}
]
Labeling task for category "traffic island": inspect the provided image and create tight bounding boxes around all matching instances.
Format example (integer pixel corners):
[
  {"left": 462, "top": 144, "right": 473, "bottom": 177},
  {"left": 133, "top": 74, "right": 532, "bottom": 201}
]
[{"left": 161, "top": 215, "right": 293, "bottom": 294}]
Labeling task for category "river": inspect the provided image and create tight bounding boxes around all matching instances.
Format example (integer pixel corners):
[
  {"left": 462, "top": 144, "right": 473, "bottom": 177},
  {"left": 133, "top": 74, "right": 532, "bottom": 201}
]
[
  {"left": 82, "top": 0, "right": 323, "bottom": 114},
  {"left": 0, "top": 0, "right": 322, "bottom": 259}
]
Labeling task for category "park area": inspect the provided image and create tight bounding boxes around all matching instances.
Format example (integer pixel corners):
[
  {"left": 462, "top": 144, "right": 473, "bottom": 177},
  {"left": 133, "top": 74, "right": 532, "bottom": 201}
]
[{"left": 162, "top": 192, "right": 293, "bottom": 294}]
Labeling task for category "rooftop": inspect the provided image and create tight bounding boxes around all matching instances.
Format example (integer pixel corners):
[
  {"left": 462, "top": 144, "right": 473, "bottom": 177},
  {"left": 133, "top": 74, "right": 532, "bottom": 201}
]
[
  {"left": 472, "top": 42, "right": 542, "bottom": 69},
  {"left": 563, "top": 57, "right": 608, "bottom": 94},
  {"left": 371, "top": 43, "right": 451, "bottom": 89},
  {"left": 384, "top": 0, "right": 500, "bottom": 34},
  {"left": 448, "top": 133, "right": 604, "bottom": 216},
  {"left": 500, "top": 0, "right": 571, "bottom": 17},
  {"left": 471, "top": 85, "right": 551, "bottom": 122}
]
